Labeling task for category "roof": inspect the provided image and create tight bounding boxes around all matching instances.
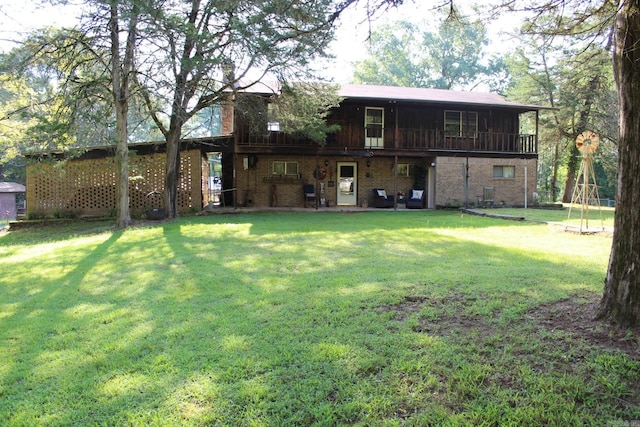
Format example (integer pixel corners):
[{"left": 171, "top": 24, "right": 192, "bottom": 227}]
[
  {"left": 23, "top": 135, "right": 234, "bottom": 158},
  {"left": 0, "top": 182, "right": 26, "bottom": 193},
  {"left": 338, "top": 84, "right": 546, "bottom": 111},
  {"left": 239, "top": 82, "right": 548, "bottom": 112}
]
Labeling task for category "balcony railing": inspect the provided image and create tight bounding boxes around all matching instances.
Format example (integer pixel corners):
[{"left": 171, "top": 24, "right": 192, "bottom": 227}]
[{"left": 236, "top": 126, "right": 537, "bottom": 154}]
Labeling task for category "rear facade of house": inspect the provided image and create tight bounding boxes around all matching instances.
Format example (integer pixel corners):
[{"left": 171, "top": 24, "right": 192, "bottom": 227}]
[
  {"left": 230, "top": 83, "right": 542, "bottom": 209},
  {"left": 24, "top": 83, "right": 543, "bottom": 217}
]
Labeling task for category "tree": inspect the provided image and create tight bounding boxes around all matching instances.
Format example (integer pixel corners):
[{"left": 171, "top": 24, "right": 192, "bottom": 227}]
[
  {"left": 596, "top": 0, "right": 640, "bottom": 326},
  {"left": 129, "top": 0, "right": 348, "bottom": 218},
  {"left": 498, "top": 0, "right": 639, "bottom": 326},
  {"left": 270, "top": 83, "right": 343, "bottom": 145},
  {"left": 352, "top": 6, "right": 508, "bottom": 91},
  {"left": 0, "top": 30, "right": 93, "bottom": 183},
  {"left": 108, "top": 0, "right": 137, "bottom": 229},
  {"left": 506, "top": 28, "right": 617, "bottom": 203}
]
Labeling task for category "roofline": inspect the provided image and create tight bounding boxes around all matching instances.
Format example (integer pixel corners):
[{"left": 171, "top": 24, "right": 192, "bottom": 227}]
[
  {"left": 238, "top": 82, "right": 552, "bottom": 112},
  {"left": 337, "top": 84, "right": 551, "bottom": 112},
  {"left": 23, "top": 135, "right": 234, "bottom": 157},
  {"left": 339, "top": 93, "right": 550, "bottom": 111}
]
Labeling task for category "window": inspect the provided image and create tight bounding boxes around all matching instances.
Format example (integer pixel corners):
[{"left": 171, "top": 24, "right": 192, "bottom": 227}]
[
  {"left": 396, "top": 164, "right": 410, "bottom": 177},
  {"left": 267, "top": 103, "right": 280, "bottom": 132},
  {"left": 444, "top": 111, "right": 478, "bottom": 137},
  {"left": 365, "top": 107, "right": 384, "bottom": 148},
  {"left": 493, "top": 165, "right": 515, "bottom": 179},
  {"left": 273, "top": 161, "right": 298, "bottom": 175}
]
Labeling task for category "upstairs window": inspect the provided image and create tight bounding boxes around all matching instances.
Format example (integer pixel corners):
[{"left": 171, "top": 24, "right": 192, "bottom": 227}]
[
  {"left": 365, "top": 107, "right": 384, "bottom": 148},
  {"left": 267, "top": 103, "right": 280, "bottom": 132},
  {"left": 445, "top": 111, "right": 478, "bottom": 137}
]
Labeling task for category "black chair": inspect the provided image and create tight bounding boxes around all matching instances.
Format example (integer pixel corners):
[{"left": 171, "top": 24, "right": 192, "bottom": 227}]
[
  {"left": 406, "top": 189, "right": 425, "bottom": 209},
  {"left": 303, "top": 184, "right": 317, "bottom": 208},
  {"left": 372, "top": 189, "right": 394, "bottom": 208}
]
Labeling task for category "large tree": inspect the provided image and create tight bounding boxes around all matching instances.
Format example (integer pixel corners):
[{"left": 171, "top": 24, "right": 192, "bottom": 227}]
[
  {"left": 500, "top": 0, "right": 639, "bottom": 326},
  {"left": 596, "top": 0, "right": 640, "bottom": 326},
  {"left": 129, "top": 0, "right": 348, "bottom": 218},
  {"left": 108, "top": 0, "right": 137, "bottom": 228}
]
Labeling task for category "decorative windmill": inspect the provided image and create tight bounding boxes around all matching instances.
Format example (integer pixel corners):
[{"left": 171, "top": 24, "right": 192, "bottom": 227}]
[{"left": 567, "top": 131, "right": 604, "bottom": 232}]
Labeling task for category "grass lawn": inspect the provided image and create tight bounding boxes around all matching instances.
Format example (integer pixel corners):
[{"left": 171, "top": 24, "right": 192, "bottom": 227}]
[{"left": 0, "top": 210, "right": 638, "bottom": 426}]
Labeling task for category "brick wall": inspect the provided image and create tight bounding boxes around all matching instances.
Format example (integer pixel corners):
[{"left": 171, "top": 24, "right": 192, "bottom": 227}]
[
  {"left": 220, "top": 95, "right": 234, "bottom": 135},
  {"left": 434, "top": 156, "right": 537, "bottom": 207},
  {"left": 234, "top": 154, "right": 423, "bottom": 207},
  {"left": 234, "top": 154, "right": 536, "bottom": 208}
]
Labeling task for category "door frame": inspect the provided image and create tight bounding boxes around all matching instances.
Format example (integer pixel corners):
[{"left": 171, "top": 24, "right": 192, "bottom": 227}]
[{"left": 336, "top": 162, "right": 358, "bottom": 206}]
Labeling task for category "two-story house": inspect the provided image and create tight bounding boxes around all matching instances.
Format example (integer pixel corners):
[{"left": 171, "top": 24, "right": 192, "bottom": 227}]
[
  {"left": 230, "top": 83, "right": 545, "bottom": 209},
  {"left": 23, "top": 83, "right": 545, "bottom": 217}
]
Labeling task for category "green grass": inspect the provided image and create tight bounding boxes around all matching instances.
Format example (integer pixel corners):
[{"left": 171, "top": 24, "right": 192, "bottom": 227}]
[
  {"left": 1, "top": 211, "right": 637, "bottom": 426},
  {"left": 491, "top": 204, "right": 616, "bottom": 229}
]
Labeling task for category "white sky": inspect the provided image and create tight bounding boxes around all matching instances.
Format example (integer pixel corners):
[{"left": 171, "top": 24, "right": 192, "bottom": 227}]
[{"left": 0, "top": 0, "right": 522, "bottom": 84}]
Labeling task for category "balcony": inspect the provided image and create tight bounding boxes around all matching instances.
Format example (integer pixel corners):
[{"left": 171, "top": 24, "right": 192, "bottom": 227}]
[{"left": 236, "top": 126, "right": 537, "bottom": 155}]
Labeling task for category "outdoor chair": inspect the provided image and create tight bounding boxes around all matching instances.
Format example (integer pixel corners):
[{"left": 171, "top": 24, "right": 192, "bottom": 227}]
[
  {"left": 406, "top": 189, "right": 425, "bottom": 209},
  {"left": 372, "top": 188, "right": 394, "bottom": 208},
  {"left": 303, "top": 184, "right": 317, "bottom": 208},
  {"left": 482, "top": 186, "right": 495, "bottom": 207}
]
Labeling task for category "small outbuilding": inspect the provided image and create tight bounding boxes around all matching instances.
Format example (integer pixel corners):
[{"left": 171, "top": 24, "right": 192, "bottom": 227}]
[{"left": 0, "top": 182, "right": 26, "bottom": 220}]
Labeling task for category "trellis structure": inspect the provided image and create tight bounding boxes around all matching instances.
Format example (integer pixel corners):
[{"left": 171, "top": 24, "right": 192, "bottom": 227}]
[{"left": 26, "top": 149, "right": 204, "bottom": 217}]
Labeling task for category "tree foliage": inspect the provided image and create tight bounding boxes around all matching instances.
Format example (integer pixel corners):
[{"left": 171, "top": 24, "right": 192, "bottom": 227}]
[
  {"left": 505, "top": 24, "right": 617, "bottom": 201},
  {"left": 270, "top": 83, "right": 343, "bottom": 145},
  {"left": 116, "top": 0, "right": 348, "bottom": 218},
  {"left": 352, "top": 6, "right": 508, "bottom": 91}
]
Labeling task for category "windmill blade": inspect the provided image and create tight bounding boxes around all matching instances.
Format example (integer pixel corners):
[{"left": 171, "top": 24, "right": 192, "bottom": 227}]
[{"left": 576, "top": 131, "right": 599, "bottom": 154}]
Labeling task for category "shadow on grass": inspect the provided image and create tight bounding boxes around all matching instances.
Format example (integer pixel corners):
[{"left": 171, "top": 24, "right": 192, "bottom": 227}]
[{"left": 2, "top": 211, "right": 633, "bottom": 426}]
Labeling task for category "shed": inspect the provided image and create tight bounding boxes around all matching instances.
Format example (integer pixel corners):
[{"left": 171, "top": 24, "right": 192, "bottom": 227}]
[{"left": 0, "top": 182, "right": 26, "bottom": 220}]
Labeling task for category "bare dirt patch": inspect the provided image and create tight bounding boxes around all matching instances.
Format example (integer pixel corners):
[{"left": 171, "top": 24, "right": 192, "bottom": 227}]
[
  {"left": 526, "top": 294, "right": 639, "bottom": 359},
  {"left": 381, "top": 292, "right": 639, "bottom": 359}
]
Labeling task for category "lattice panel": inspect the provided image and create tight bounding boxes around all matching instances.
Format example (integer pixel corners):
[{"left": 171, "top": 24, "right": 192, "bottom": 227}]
[{"left": 27, "top": 150, "right": 202, "bottom": 216}]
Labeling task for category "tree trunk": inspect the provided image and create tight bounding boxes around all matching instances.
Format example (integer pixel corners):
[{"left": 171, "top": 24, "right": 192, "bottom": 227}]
[
  {"left": 551, "top": 141, "right": 560, "bottom": 201},
  {"left": 164, "top": 128, "right": 182, "bottom": 219},
  {"left": 110, "top": 1, "right": 133, "bottom": 229},
  {"left": 115, "top": 103, "right": 131, "bottom": 228},
  {"left": 596, "top": 0, "right": 640, "bottom": 327},
  {"left": 561, "top": 144, "right": 580, "bottom": 203}
]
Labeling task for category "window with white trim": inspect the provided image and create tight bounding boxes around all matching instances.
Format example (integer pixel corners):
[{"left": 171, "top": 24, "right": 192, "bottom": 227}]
[
  {"left": 444, "top": 110, "right": 478, "bottom": 137},
  {"left": 493, "top": 165, "right": 515, "bottom": 178},
  {"left": 365, "top": 107, "right": 384, "bottom": 148},
  {"left": 273, "top": 161, "right": 298, "bottom": 175}
]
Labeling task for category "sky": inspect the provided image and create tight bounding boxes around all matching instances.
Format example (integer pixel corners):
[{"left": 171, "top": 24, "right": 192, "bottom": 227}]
[{"left": 0, "top": 0, "right": 522, "bottom": 84}]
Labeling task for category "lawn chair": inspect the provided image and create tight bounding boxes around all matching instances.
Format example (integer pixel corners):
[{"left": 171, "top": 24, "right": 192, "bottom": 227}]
[
  {"left": 406, "top": 189, "right": 425, "bottom": 209},
  {"left": 303, "top": 184, "right": 317, "bottom": 208},
  {"left": 482, "top": 186, "right": 495, "bottom": 207},
  {"left": 372, "top": 189, "right": 394, "bottom": 208}
]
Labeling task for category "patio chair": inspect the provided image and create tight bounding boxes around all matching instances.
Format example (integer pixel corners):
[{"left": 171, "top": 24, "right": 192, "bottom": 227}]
[
  {"left": 303, "top": 184, "right": 317, "bottom": 208},
  {"left": 372, "top": 188, "right": 394, "bottom": 208},
  {"left": 482, "top": 186, "right": 495, "bottom": 207},
  {"left": 406, "top": 189, "right": 425, "bottom": 209}
]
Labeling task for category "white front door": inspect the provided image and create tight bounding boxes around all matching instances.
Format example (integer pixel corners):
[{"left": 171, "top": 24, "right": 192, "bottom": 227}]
[{"left": 337, "top": 162, "right": 357, "bottom": 206}]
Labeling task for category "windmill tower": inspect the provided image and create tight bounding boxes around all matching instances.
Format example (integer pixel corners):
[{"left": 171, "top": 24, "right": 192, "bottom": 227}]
[{"left": 567, "top": 131, "right": 604, "bottom": 232}]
